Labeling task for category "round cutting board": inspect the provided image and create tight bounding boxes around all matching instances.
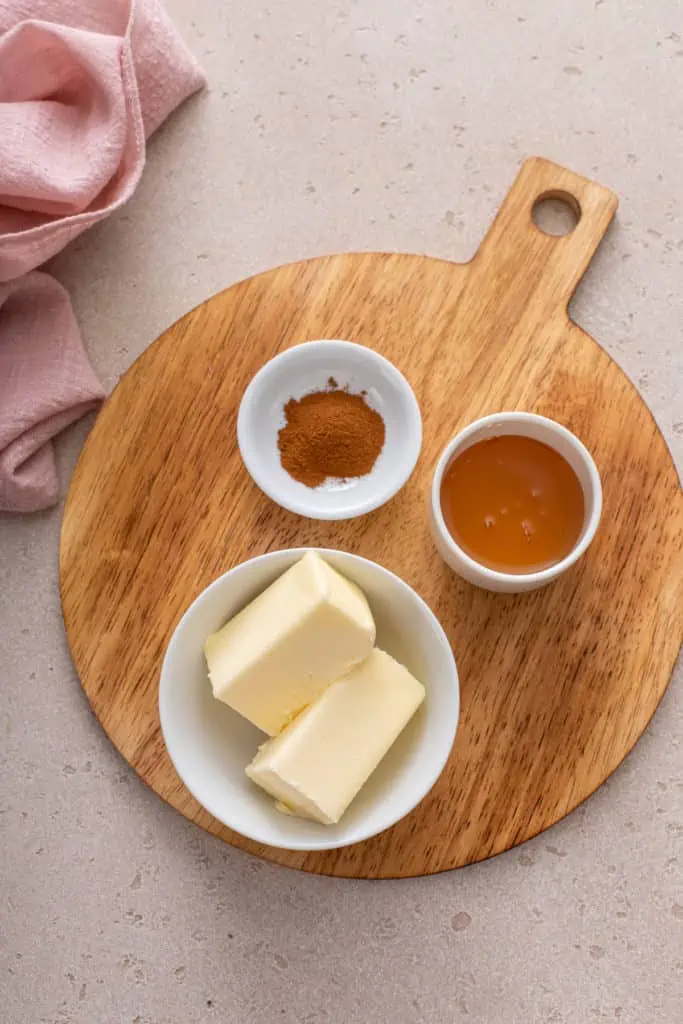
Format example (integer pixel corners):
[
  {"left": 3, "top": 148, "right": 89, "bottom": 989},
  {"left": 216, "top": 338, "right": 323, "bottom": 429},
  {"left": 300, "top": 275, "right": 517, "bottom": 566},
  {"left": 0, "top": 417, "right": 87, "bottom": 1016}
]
[{"left": 60, "top": 158, "right": 683, "bottom": 878}]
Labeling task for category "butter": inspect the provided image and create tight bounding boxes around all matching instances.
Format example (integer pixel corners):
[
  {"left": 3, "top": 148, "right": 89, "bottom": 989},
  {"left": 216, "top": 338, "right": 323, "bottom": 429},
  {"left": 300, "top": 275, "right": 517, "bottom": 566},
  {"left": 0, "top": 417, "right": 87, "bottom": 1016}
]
[
  {"left": 245, "top": 649, "right": 425, "bottom": 824},
  {"left": 204, "top": 552, "right": 375, "bottom": 735}
]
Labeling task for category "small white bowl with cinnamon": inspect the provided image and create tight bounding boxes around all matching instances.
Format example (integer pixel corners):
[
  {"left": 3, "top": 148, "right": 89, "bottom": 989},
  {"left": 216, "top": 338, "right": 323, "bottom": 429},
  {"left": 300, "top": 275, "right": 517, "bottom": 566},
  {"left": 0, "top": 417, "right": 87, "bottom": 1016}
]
[{"left": 237, "top": 340, "right": 422, "bottom": 520}]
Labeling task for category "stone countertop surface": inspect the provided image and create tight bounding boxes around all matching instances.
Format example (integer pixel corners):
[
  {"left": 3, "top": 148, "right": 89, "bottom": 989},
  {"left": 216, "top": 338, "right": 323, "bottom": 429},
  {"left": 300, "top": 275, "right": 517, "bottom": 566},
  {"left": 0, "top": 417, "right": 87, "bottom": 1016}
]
[{"left": 1, "top": 2, "right": 681, "bottom": 1022}]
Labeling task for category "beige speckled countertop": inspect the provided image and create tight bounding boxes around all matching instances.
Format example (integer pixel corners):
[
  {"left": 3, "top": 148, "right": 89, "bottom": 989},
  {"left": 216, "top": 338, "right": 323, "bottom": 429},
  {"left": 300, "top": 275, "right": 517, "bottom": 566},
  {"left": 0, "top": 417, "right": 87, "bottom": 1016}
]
[{"left": 2, "top": 2, "right": 682, "bottom": 1022}]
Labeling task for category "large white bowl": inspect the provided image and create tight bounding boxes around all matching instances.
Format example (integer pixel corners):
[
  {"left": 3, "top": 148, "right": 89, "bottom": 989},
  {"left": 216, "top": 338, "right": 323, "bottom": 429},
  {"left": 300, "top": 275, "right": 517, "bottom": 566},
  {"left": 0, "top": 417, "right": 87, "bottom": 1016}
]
[{"left": 159, "top": 548, "right": 459, "bottom": 851}]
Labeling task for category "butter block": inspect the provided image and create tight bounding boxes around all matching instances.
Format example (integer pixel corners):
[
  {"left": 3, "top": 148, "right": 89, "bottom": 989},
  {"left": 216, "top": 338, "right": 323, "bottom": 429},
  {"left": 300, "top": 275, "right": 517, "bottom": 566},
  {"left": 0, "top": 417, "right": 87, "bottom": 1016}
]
[
  {"left": 204, "top": 552, "right": 375, "bottom": 735},
  {"left": 245, "top": 649, "right": 426, "bottom": 824}
]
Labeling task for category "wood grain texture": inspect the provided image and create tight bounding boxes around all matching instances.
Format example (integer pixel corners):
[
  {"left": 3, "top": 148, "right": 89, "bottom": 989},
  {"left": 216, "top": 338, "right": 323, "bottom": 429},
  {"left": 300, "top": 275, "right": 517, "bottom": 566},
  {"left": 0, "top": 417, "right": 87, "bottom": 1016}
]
[{"left": 60, "top": 158, "right": 683, "bottom": 878}]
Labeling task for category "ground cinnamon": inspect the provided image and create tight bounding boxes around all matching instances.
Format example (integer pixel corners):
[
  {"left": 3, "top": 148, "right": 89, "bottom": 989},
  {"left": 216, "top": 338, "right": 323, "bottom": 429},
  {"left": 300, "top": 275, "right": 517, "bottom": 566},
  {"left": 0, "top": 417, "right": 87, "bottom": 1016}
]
[{"left": 278, "top": 386, "right": 385, "bottom": 488}]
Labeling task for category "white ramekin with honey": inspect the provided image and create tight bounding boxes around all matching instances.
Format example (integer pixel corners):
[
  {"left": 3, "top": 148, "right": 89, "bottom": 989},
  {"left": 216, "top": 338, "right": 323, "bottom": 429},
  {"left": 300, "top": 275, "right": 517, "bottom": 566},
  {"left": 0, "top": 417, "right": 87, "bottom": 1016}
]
[{"left": 430, "top": 412, "right": 603, "bottom": 593}]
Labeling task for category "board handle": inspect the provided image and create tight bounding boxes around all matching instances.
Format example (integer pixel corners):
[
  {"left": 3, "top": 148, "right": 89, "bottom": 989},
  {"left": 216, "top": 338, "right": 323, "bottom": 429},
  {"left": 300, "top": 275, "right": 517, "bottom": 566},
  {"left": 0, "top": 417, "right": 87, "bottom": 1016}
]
[{"left": 476, "top": 157, "right": 618, "bottom": 312}]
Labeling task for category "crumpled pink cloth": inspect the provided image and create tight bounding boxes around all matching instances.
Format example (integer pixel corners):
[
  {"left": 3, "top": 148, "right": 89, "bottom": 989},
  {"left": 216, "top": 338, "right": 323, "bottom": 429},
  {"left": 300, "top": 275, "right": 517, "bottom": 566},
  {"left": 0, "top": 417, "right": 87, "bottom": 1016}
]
[
  {"left": 0, "top": 0, "right": 205, "bottom": 512},
  {"left": 0, "top": 273, "right": 104, "bottom": 511}
]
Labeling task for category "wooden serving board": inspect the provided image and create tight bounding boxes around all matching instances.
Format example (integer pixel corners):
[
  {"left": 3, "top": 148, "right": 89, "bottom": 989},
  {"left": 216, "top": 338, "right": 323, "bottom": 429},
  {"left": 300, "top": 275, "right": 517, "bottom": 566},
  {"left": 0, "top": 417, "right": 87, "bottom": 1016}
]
[{"left": 60, "top": 158, "right": 683, "bottom": 878}]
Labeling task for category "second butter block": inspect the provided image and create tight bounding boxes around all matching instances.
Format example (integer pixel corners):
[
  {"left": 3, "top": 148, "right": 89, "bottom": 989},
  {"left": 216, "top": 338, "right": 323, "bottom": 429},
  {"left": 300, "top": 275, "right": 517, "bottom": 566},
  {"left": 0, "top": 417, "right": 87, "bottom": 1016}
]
[{"left": 245, "top": 648, "right": 426, "bottom": 824}]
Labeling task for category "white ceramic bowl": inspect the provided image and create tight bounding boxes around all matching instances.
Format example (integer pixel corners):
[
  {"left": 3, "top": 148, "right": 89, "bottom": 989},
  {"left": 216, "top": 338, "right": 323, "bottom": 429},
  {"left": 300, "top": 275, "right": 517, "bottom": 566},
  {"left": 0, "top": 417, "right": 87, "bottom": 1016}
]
[
  {"left": 237, "top": 340, "right": 422, "bottom": 520},
  {"left": 430, "top": 412, "right": 602, "bottom": 594},
  {"left": 159, "top": 548, "right": 459, "bottom": 851}
]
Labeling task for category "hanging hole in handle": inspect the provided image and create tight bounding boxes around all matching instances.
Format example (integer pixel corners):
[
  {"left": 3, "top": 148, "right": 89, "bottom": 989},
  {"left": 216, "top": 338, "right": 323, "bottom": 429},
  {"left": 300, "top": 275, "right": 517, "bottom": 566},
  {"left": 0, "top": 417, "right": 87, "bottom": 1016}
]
[{"left": 532, "top": 190, "right": 581, "bottom": 237}]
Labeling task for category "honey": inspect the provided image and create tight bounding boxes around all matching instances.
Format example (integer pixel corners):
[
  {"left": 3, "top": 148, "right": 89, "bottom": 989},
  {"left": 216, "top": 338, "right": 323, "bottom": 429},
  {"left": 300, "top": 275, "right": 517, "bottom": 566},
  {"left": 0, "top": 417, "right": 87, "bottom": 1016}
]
[{"left": 440, "top": 434, "right": 585, "bottom": 574}]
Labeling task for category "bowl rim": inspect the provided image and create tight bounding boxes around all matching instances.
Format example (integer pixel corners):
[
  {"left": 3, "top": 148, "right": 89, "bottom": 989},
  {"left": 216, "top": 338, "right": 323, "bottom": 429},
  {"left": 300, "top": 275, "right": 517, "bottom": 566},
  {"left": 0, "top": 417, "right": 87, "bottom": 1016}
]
[
  {"left": 236, "top": 340, "right": 423, "bottom": 521},
  {"left": 430, "top": 411, "right": 603, "bottom": 584},
  {"left": 159, "top": 546, "right": 459, "bottom": 851}
]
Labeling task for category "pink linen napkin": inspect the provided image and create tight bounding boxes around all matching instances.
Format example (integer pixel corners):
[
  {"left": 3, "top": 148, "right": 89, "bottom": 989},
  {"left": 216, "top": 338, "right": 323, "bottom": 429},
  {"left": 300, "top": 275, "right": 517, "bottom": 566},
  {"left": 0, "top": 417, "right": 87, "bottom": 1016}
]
[
  {"left": 0, "top": 273, "right": 104, "bottom": 512},
  {"left": 0, "top": 0, "right": 205, "bottom": 512}
]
